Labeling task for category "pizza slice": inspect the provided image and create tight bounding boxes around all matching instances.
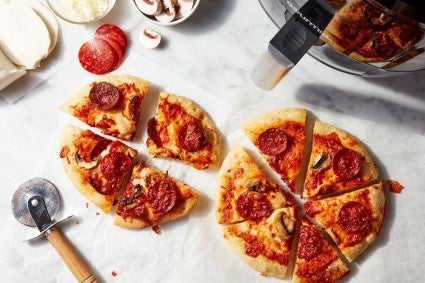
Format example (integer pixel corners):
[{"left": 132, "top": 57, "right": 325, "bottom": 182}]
[
  {"left": 223, "top": 207, "right": 297, "bottom": 279},
  {"left": 322, "top": 17, "right": 375, "bottom": 54},
  {"left": 337, "top": 0, "right": 389, "bottom": 28},
  {"left": 349, "top": 31, "right": 402, "bottom": 62},
  {"left": 146, "top": 92, "right": 221, "bottom": 170},
  {"left": 385, "top": 21, "right": 423, "bottom": 50},
  {"left": 216, "top": 146, "right": 295, "bottom": 225},
  {"left": 61, "top": 75, "right": 150, "bottom": 141},
  {"left": 114, "top": 161, "right": 199, "bottom": 229},
  {"left": 59, "top": 125, "right": 137, "bottom": 213},
  {"left": 304, "top": 183, "right": 386, "bottom": 262},
  {"left": 243, "top": 108, "right": 307, "bottom": 192},
  {"left": 292, "top": 217, "right": 349, "bottom": 283},
  {"left": 302, "top": 120, "right": 378, "bottom": 199}
]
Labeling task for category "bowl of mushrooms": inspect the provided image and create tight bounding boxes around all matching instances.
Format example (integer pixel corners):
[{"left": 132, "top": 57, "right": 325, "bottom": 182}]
[{"left": 133, "top": 0, "right": 200, "bottom": 25}]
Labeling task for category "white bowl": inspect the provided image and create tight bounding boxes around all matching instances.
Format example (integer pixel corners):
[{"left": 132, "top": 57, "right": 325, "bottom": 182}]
[
  {"left": 133, "top": 0, "right": 200, "bottom": 26},
  {"left": 47, "top": 0, "right": 117, "bottom": 24}
]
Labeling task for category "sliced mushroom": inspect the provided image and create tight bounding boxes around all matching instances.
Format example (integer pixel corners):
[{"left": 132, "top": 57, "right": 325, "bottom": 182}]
[
  {"left": 139, "top": 28, "right": 162, "bottom": 48},
  {"left": 175, "top": 0, "right": 194, "bottom": 20},
  {"left": 246, "top": 179, "right": 268, "bottom": 193},
  {"left": 74, "top": 152, "right": 99, "bottom": 169},
  {"left": 311, "top": 152, "right": 331, "bottom": 171},
  {"left": 155, "top": 0, "right": 176, "bottom": 22},
  {"left": 161, "top": 0, "right": 175, "bottom": 9},
  {"left": 268, "top": 207, "right": 296, "bottom": 240},
  {"left": 134, "top": 0, "right": 162, "bottom": 16}
]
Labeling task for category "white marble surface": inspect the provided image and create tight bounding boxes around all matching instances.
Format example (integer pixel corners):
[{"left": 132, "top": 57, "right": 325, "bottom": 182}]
[{"left": 1, "top": 0, "right": 425, "bottom": 282}]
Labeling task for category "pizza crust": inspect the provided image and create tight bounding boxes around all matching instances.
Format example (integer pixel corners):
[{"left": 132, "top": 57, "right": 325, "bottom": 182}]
[{"left": 243, "top": 108, "right": 306, "bottom": 137}]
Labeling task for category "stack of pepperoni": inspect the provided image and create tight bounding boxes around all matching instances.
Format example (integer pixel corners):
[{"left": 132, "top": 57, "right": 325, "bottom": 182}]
[{"left": 78, "top": 24, "right": 128, "bottom": 74}]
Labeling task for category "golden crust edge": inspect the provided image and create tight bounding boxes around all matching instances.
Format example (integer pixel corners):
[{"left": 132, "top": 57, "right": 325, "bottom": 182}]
[
  {"left": 242, "top": 108, "right": 307, "bottom": 139},
  {"left": 222, "top": 222, "right": 288, "bottom": 279}
]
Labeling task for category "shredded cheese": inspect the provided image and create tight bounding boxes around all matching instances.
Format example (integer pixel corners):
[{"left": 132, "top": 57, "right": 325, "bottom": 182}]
[{"left": 50, "top": 0, "right": 115, "bottom": 22}]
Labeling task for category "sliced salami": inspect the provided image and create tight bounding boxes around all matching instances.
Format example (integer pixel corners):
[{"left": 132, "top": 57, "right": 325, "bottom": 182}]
[
  {"left": 95, "top": 34, "right": 125, "bottom": 71},
  {"left": 332, "top": 148, "right": 362, "bottom": 180},
  {"left": 337, "top": 201, "right": 372, "bottom": 234},
  {"left": 235, "top": 191, "right": 271, "bottom": 221},
  {"left": 100, "top": 151, "right": 132, "bottom": 181},
  {"left": 89, "top": 81, "right": 120, "bottom": 110},
  {"left": 256, "top": 128, "right": 288, "bottom": 156},
  {"left": 147, "top": 178, "right": 181, "bottom": 214},
  {"left": 177, "top": 121, "right": 207, "bottom": 152},
  {"left": 95, "top": 24, "right": 128, "bottom": 50},
  {"left": 297, "top": 224, "right": 323, "bottom": 260},
  {"left": 78, "top": 38, "right": 117, "bottom": 74}
]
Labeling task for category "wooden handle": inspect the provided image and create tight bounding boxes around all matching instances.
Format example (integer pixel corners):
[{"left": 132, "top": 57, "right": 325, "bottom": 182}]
[{"left": 46, "top": 228, "right": 98, "bottom": 283}]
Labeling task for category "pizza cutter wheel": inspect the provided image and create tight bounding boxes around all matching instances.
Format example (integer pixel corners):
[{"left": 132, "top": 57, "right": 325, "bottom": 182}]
[{"left": 11, "top": 178, "right": 98, "bottom": 283}]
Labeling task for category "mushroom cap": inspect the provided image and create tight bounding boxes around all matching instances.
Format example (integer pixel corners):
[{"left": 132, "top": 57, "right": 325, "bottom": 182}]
[{"left": 139, "top": 28, "right": 161, "bottom": 48}]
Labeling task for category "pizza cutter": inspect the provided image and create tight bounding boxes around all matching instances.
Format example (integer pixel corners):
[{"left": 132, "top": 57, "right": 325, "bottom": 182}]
[{"left": 11, "top": 177, "right": 98, "bottom": 283}]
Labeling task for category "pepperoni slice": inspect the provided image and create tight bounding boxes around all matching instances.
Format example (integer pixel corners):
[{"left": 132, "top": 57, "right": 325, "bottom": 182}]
[
  {"left": 337, "top": 201, "right": 372, "bottom": 234},
  {"left": 256, "top": 128, "right": 288, "bottom": 156},
  {"left": 89, "top": 82, "right": 120, "bottom": 110},
  {"left": 332, "top": 148, "right": 362, "bottom": 180},
  {"left": 78, "top": 38, "right": 117, "bottom": 74},
  {"left": 95, "top": 24, "right": 127, "bottom": 50},
  {"left": 100, "top": 151, "right": 131, "bottom": 181},
  {"left": 147, "top": 178, "right": 181, "bottom": 214},
  {"left": 297, "top": 224, "right": 323, "bottom": 260},
  {"left": 235, "top": 191, "right": 271, "bottom": 220},
  {"left": 95, "top": 34, "right": 125, "bottom": 71},
  {"left": 177, "top": 122, "right": 207, "bottom": 152}
]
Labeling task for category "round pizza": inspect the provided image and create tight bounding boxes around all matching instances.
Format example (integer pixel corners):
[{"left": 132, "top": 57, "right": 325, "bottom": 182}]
[{"left": 216, "top": 108, "right": 387, "bottom": 282}]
